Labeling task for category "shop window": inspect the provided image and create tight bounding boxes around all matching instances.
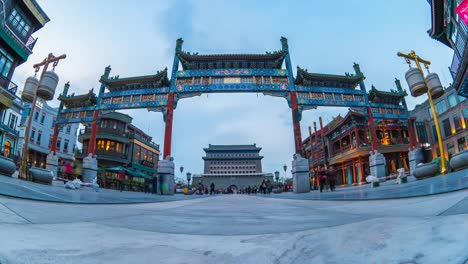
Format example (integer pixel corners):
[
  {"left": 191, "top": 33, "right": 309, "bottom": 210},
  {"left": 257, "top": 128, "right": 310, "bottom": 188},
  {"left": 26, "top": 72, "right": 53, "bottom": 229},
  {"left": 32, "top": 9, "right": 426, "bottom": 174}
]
[
  {"left": 8, "top": 8, "right": 31, "bottom": 37},
  {"left": 454, "top": 113, "right": 462, "bottom": 133},
  {"left": 63, "top": 140, "right": 69, "bottom": 152},
  {"left": 458, "top": 137, "right": 466, "bottom": 152},
  {"left": 442, "top": 119, "right": 452, "bottom": 138},
  {"left": 447, "top": 142, "right": 455, "bottom": 158},
  {"left": 448, "top": 94, "right": 458, "bottom": 108},
  {"left": 0, "top": 48, "right": 13, "bottom": 77}
]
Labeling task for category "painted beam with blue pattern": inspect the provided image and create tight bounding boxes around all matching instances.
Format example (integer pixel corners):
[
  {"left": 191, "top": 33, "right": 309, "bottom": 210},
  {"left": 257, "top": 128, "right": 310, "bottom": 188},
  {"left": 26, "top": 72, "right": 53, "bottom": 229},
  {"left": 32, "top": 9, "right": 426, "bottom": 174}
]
[
  {"left": 175, "top": 83, "right": 289, "bottom": 93},
  {"left": 101, "top": 88, "right": 170, "bottom": 98},
  {"left": 176, "top": 68, "right": 288, "bottom": 78}
]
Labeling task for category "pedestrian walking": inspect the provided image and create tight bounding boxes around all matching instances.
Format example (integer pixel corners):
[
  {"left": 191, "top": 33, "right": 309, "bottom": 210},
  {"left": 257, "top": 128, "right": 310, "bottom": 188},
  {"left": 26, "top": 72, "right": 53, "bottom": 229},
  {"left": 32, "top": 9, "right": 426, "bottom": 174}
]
[
  {"left": 209, "top": 182, "right": 215, "bottom": 195},
  {"left": 64, "top": 161, "right": 73, "bottom": 180},
  {"left": 118, "top": 169, "right": 125, "bottom": 192},
  {"left": 151, "top": 175, "right": 158, "bottom": 194},
  {"left": 318, "top": 166, "right": 327, "bottom": 193},
  {"left": 327, "top": 165, "right": 337, "bottom": 192}
]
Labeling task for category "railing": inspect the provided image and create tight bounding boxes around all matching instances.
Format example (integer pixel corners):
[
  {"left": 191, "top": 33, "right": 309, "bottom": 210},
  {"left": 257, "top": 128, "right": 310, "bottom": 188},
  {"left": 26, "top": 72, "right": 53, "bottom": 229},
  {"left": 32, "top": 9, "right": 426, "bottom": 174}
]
[
  {"left": 0, "top": 122, "right": 19, "bottom": 136},
  {"left": 128, "top": 133, "right": 160, "bottom": 150},
  {"left": 79, "top": 127, "right": 127, "bottom": 138},
  {"left": 0, "top": 74, "right": 18, "bottom": 94}
]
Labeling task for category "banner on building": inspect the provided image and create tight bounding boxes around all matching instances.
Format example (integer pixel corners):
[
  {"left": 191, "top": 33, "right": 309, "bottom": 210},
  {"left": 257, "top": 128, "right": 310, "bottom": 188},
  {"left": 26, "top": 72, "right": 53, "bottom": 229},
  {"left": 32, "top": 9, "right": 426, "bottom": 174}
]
[{"left": 456, "top": 0, "right": 468, "bottom": 25}]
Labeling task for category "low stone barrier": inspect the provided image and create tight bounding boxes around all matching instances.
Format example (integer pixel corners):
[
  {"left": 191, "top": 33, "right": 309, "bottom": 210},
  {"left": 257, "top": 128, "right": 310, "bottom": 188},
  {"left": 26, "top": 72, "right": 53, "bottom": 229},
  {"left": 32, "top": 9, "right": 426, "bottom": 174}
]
[
  {"left": 0, "top": 156, "right": 16, "bottom": 176},
  {"left": 450, "top": 150, "right": 468, "bottom": 171},
  {"left": 30, "top": 167, "right": 53, "bottom": 184},
  {"left": 413, "top": 163, "right": 439, "bottom": 179}
]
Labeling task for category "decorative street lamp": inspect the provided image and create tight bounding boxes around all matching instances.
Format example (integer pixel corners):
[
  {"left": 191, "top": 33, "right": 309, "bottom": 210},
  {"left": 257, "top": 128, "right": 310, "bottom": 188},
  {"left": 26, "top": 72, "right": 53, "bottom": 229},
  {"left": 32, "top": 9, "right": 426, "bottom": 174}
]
[
  {"left": 186, "top": 172, "right": 192, "bottom": 189},
  {"left": 180, "top": 165, "right": 184, "bottom": 183},
  {"left": 275, "top": 171, "right": 280, "bottom": 183},
  {"left": 283, "top": 164, "right": 287, "bottom": 178},
  {"left": 397, "top": 50, "right": 447, "bottom": 174},
  {"left": 20, "top": 53, "right": 66, "bottom": 180}
]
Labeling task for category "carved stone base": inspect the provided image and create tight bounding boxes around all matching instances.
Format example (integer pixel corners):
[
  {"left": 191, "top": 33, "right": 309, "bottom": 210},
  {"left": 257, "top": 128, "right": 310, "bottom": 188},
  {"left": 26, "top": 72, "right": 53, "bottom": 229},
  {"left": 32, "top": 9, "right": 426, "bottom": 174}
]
[
  {"left": 157, "top": 156, "right": 175, "bottom": 195},
  {"left": 450, "top": 150, "right": 468, "bottom": 171},
  {"left": 46, "top": 152, "right": 58, "bottom": 178},
  {"left": 369, "top": 150, "right": 386, "bottom": 178},
  {"left": 292, "top": 154, "right": 310, "bottom": 193},
  {"left": 82, "top": 154, "right": 98, "bottom": 183},
  {"left": 408, "top": 147, "right": 423, "bottom": 177}
]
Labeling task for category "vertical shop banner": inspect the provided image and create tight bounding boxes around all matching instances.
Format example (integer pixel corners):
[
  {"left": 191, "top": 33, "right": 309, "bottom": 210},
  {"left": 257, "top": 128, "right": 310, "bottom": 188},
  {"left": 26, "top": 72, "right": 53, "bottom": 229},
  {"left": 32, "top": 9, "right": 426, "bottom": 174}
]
[{"left": 456, "top": 0, "right": 468, "bottom": 25}]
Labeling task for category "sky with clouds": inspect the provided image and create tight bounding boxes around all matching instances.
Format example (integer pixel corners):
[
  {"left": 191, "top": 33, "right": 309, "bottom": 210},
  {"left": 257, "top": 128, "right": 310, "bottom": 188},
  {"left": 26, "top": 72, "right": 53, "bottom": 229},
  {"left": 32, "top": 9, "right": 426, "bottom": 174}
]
[{"left": 12, "top": 0, "right": 453, "bottom": 179}]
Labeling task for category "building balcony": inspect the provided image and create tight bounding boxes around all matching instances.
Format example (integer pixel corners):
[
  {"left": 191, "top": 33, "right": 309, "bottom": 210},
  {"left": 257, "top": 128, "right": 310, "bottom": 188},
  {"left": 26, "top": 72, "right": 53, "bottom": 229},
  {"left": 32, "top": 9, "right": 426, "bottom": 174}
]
[
  {"left": 76, "top": 149, "right": 130, "bottom": 164},
  {"left": 0, "top": 12, "right": 37, "bottom": 60},
  {"left": 128, "top": 133, "right": 160, "bottom": 151},
  {"left": 78, "top": 127, "right": 129, "bottom": 144},
  {"left": 0, "top": 122, "right": 19, "bottom": 136},
  {"left": 0, "top": 74, "right": 18, "bottom": 95},
  {"left": 330, "top": 145, "right": 371, "bottom": 165}
]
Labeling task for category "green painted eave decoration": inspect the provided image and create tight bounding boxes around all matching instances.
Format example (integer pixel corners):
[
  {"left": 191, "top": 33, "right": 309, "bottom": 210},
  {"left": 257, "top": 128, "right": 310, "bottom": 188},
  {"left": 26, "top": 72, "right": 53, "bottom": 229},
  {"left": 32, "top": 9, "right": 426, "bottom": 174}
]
[{"left": 0, "top": 28, "right": 29, "bottom": 61}]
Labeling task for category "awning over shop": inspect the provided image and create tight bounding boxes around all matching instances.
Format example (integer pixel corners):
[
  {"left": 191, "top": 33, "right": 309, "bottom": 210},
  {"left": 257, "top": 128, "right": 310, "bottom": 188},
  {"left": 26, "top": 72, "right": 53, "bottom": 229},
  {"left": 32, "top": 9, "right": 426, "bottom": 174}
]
[{"left": 104, "top": 166, "right": 147, "bottom": 178}]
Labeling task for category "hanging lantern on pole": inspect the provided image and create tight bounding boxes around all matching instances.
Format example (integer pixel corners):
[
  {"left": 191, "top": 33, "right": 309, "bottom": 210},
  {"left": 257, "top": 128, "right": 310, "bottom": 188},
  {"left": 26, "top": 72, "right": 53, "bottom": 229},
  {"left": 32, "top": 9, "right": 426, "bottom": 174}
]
[
  {"left": 425, "top": 72, "right": 444, "bottom": 100},
  {"left": 405, "top": 68, "right": 426, "bottom": 97},
  {"left": 21, "top": 76, "right": 39, "bottom": 103},
  {"left": 37, "top": 71, "right": 59, "bottom": 100}
]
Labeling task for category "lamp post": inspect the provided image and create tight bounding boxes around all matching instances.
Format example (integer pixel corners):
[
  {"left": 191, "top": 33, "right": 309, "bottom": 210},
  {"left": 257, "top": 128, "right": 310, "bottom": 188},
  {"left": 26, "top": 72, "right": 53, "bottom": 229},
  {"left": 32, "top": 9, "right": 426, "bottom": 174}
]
[
  {"left": 180, "top": 165, "right": 184, "bottom": 183},
  {"left": 186, "top": 172, "right": 192, "bottom": 189},
  {"left": 20, "top": 53, "right": 66, "bottom": 180},
  {"left": 275, "top": 170, "right": 279, "bottom": 184},
  {"left": 397, "top": 50, "right": 446, "bottom": 174},
  {"left": 283, "top": 164, "right": 287, "bottom": 178}
]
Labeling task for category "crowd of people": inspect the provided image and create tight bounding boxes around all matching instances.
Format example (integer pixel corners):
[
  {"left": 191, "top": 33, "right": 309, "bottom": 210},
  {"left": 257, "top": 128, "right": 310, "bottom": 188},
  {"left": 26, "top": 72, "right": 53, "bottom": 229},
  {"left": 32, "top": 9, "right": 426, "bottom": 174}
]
[{"left": 312, "top": 165, "right": 337, "bottom": 192}]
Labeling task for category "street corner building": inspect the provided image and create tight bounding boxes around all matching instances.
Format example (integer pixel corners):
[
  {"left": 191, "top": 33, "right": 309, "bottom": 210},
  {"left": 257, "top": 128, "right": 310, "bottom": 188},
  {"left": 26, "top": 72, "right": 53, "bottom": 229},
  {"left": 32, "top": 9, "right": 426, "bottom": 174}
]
[
  {"left": 0, "top": 0, "right": 49, "bottom": 158},
  {"left": 192, "top": 144, "right": 273, "bottom": 191}
]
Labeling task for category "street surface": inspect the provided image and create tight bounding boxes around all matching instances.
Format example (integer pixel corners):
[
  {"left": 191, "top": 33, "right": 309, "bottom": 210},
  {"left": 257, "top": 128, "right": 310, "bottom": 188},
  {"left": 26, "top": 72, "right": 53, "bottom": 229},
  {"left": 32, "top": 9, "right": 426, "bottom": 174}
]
[{"left": 0, "top": 181, "right": 467, "bottom": 263}]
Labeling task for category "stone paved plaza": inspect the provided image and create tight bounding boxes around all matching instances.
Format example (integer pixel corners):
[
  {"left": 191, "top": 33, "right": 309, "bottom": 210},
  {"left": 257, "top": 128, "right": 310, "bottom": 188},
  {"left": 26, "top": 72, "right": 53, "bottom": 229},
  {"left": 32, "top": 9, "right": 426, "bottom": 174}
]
[{"left": 0, "top": 172, "right": 467, "bottom": 263}]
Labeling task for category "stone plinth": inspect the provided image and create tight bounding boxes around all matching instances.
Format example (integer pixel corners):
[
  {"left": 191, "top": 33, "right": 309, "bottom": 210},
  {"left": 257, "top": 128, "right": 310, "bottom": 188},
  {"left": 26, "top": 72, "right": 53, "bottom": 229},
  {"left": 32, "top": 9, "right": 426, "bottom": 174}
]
[
  {"left": 30, "top": 167, "right": 53, "bottom": 184},
  {"left": 46, "top": 152, "right": 58, "bottom": 178},
  {"left": 0, "top": 156, "right": 16, "bottom": 176},
  {"left": 292, "top": 154, "right": 310, "bottom": 193},
  {"left": 369, "top": 150, "right": 386, "bottom": 178},
  {"left": 82, "top": 154, "right": 98, "bottom": 183},
  {"left": 450, "top": 150, "right": 468, "bottom": 171},
  {"left": 157, "top": 156, "right": 175, "bottom": 195},
  {"left": 408, "top": 148, "right": 423, "bottom": 177}
]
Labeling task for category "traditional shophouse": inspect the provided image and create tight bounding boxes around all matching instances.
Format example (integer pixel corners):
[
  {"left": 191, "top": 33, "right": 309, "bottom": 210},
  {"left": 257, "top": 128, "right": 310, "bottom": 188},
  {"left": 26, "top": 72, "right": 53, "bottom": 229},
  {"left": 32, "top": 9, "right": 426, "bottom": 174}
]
[
  {"left": 0, "top": 0, "right": 49, "bottom": 152},
  {"left": 303, "top": 80, "right": 412, "bottom": 186},
  {"left": 76, "top": 110, "right": 160, "bottom": 189},
  {"left": 18, "top": 98, "right": 78, "bottom": 167},
  {"left": 411, "top": 85, "right": 468, "bottom": 160}
]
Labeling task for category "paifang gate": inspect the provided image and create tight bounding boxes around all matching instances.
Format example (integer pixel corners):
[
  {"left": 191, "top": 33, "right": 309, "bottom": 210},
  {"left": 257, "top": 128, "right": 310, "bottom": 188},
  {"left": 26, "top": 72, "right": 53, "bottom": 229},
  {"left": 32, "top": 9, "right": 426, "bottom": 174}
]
[{"left": 51, "top": 37, "right": 415, "bottom": 184}]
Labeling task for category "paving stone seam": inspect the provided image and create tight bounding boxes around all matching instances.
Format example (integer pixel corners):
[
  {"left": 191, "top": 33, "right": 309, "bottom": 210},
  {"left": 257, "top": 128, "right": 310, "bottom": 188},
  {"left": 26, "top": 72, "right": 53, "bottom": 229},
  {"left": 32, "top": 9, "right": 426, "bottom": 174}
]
[{"left": 0, "top": 201, "right": 32, "bottom": 224}]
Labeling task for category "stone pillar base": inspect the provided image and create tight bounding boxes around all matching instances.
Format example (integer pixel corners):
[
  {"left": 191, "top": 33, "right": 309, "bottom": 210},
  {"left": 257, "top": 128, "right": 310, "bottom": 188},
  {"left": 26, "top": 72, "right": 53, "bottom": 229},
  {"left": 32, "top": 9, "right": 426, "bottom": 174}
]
[
  {"left": 82, "top": 154, "right": 98, "bottom": 183},
  {"left": 46, "top": 152, "right": 58, "bottom": 179},
  {"left": 157, "top": 156, "right": 175, "bottom": 195},
  {"left": 369, "top": 150, "right": 386, "bottom": 178},
  {"left": 408, "top": 147, "right": 423, "bottom": 177},
  {"left": 292, "top": 154, "right": 310, "bottom": 193}
]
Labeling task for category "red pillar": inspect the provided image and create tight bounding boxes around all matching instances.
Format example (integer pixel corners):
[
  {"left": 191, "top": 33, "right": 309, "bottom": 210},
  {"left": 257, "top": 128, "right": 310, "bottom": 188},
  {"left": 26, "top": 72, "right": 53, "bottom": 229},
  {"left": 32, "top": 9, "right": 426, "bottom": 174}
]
[
  {"left": 366, "top": 106, "right": 378, "bottom": 152},
  {"left": 163, "top": 92, "right": 175, "bottom": 159},
  {"left": 355, "top": 127, "right": 361, "bottom": 148},
  {"left": 308, "top": 126, "right": 314, "bottom": 169},
  {"left": 87, "top": 110, "right": 99, "bottom": 155},
  {"left": 319, "top": 117, "right": 326, "bottom": 164},
  {"left": 408, "top": 118, "right": 416, "bottom": 149},
  {"left": 359, "top": 158, "right": 365, "bottom": 181},
  {"left": 290, "top": 91, "right": 303, "bottom": 154},
  {"left": 50, "top": 124, "right": 59, "bottom": 154}
]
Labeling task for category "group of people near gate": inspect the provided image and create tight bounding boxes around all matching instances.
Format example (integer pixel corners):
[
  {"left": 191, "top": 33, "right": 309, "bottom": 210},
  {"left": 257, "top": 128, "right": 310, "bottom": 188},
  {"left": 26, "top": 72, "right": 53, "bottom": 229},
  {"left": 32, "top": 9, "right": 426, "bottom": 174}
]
[
  {"left": 311, "top": 165, "right": 337, "bottom": 192},
  {"left": 239, "top": 179, "right": 273, "bottom": 195}
]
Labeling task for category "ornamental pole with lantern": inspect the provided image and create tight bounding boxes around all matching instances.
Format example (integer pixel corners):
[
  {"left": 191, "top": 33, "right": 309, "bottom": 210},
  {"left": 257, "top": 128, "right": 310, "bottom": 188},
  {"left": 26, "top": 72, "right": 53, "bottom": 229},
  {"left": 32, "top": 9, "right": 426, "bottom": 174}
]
[
  {"left": 283, "top": 164, "right": 287, "bottom": 178},
  {"left": 274, "top": 170, "right": 280, "bottom": 184},
  {"left": 180, "top": 165, "right": 184, "bottom": 183},
  {"left": 397, "top": 50, "right": 446, "bottom": 174},
  {"left": 186, "top": 172, "right": 192, "bottom": 189},
  {"left": 20, "top": 53, "right": 66, "bottom": 180}
]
